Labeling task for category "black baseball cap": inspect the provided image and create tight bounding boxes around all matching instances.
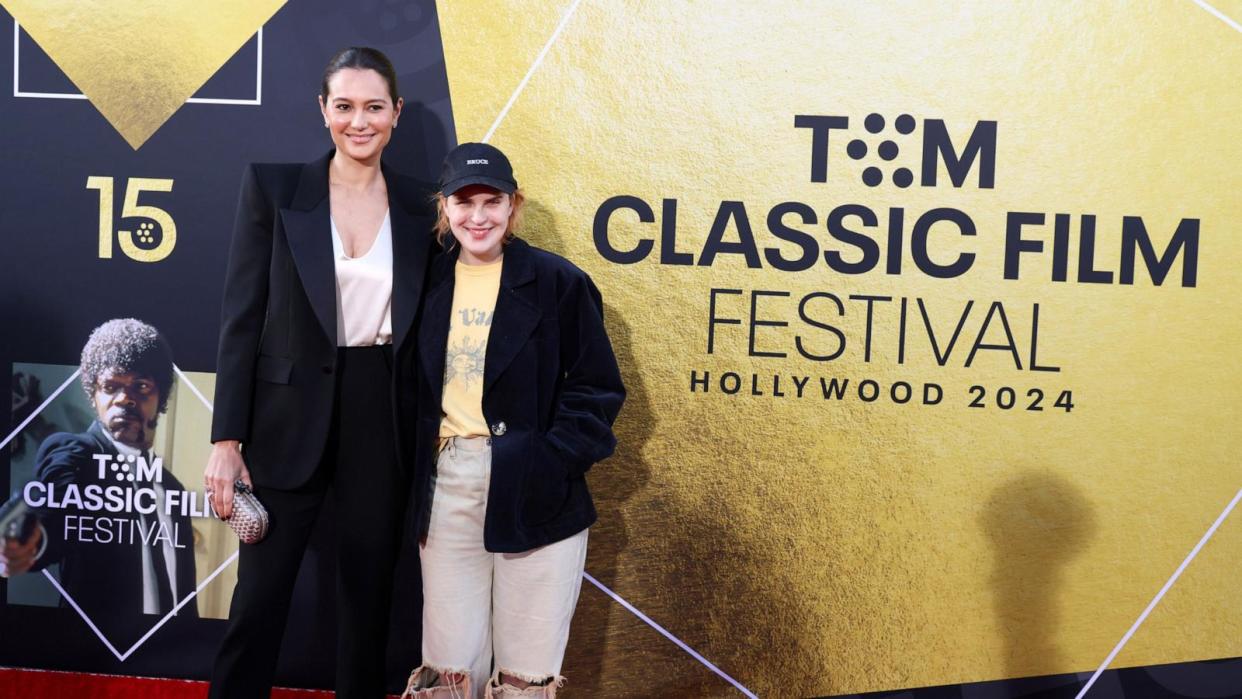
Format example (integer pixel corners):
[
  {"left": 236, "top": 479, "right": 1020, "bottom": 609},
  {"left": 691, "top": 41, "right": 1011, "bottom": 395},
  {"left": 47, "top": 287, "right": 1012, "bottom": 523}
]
[{"left": 439, "top": 142, "right": 517, "bottom": 197}]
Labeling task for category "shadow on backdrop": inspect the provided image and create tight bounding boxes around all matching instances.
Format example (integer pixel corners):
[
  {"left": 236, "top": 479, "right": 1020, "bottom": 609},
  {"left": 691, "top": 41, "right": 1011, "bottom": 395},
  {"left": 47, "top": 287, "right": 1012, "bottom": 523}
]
[{"left": 981, "top": 470, "right": 1096, "bottom": 680}]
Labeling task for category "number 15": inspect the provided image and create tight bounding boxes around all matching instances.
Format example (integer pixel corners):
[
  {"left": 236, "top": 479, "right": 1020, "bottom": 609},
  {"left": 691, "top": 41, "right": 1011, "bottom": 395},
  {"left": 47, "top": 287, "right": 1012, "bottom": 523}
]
[{"left": 86, "top": 176, "right": 177, "bottom": 262}]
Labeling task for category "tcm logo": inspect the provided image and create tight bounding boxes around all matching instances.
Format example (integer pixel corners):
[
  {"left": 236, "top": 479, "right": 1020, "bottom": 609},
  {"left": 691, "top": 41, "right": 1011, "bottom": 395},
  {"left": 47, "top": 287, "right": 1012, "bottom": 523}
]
[
  {"left": 795, "top": 113, "right": 996, "bottom": 189},
  {"left": 92, "top": 452, "right": 164, "bottom": 484},
  {"left": 86, "top": 176, "right": 177, "bottom": 262}
]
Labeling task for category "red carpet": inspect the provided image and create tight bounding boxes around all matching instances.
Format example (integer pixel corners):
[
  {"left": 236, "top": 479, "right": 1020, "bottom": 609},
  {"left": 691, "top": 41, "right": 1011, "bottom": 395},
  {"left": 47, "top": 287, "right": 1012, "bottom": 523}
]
[{"left": 0, "top": 667, "right": 405, "bottom": 698}]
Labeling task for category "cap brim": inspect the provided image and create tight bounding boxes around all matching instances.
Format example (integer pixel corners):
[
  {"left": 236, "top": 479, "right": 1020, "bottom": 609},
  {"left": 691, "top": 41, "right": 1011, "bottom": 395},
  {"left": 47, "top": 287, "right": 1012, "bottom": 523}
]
[{"left": 440, "top": 175, "right": 517, "bottom": 197}]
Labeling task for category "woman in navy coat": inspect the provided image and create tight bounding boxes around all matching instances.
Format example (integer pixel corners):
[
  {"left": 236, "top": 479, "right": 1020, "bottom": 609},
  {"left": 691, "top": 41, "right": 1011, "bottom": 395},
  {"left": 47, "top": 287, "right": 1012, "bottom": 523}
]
[{"left": 402, "top": 143, "right": 625, "bottom": 698}]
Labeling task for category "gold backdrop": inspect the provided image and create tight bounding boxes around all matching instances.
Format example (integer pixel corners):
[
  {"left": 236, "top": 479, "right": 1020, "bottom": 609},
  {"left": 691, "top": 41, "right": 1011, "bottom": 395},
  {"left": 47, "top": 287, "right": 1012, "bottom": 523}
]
[{"left": 437, "top": 2, "right": 1242, "bottom": 696}]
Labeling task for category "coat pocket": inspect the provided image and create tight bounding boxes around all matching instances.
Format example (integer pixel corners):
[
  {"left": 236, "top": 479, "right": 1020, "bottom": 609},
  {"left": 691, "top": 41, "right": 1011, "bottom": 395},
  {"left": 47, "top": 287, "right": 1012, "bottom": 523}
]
[
  {"left": 521, "top": 436, "right": 572, "bottom": 526},
  {"left": 255, "top": 354, "right": 294, "bottom": 385}
]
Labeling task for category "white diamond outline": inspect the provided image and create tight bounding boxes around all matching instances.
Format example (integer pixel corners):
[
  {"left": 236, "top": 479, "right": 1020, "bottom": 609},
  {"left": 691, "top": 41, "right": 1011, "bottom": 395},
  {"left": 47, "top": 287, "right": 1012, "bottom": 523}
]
[
  {"left": 1, "top": 369, "right": 81, "bottom": 452},
  {"left": 4, "top": 363, "right": 238, "bottom": 662},
  {"left": 12, "top": 20, "right": 264, "bottom": 105}
]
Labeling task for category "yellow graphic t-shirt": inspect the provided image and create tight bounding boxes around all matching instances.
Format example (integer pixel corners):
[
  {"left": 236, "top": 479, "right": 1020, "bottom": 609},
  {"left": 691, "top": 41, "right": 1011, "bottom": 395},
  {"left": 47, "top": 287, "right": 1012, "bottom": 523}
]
[{"left": 439, "top": 257, "right": 502, "bottom": 439}]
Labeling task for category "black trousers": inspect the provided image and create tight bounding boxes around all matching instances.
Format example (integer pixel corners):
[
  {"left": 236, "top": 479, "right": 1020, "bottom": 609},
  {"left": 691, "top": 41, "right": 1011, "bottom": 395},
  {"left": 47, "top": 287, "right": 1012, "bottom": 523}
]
[{"left": 209, "top": 345, "right": 409, "bottom": 699}]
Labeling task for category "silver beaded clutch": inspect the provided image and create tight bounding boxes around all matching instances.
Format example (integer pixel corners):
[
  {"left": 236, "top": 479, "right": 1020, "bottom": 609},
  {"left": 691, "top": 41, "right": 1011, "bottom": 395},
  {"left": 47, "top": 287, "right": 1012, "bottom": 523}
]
[{"left": 226, "top": 481, "right": 269, "bottom": 544}]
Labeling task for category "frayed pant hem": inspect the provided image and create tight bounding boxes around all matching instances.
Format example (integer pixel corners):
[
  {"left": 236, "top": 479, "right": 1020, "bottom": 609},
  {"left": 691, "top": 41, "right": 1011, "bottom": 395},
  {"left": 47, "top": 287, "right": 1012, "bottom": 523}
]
[
  {"left": 492, "top": 667, "right": 566, "bottom": 686},
  {"left": 420, "top": 662, "right": 474, "bottom": 678},
  {"left": 403, "top": 664, "right": 473, "bottom": 696}
]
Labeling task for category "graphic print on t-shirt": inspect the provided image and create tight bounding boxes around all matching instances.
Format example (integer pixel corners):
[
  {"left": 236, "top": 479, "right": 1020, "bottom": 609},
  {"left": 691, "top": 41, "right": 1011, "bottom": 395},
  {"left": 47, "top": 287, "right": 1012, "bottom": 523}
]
[
  {"left": 439, "top": 259, "right": 503, "bottom": 439},
  {"left": 445, "top": 322, "right": 488, "bottom": 387}
]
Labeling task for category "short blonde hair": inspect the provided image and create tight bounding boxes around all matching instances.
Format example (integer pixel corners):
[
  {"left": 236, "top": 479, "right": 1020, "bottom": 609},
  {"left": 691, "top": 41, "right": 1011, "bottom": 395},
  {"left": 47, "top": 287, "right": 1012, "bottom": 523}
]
[{"left": 433, "top": 188, "right": 525, "bottom": 248}]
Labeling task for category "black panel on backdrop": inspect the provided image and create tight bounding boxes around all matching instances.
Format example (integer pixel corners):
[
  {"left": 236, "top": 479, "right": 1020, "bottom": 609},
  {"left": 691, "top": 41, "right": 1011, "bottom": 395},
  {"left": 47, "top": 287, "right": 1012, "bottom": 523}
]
[{"left": 0, "top": 1, "right": 454, "bottom": 692}]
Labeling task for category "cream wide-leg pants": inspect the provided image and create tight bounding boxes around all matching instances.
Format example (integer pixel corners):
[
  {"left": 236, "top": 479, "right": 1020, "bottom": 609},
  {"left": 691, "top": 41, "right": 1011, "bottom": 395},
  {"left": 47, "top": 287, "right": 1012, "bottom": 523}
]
[{"left": 420, "top": 436, "right": 588, "bottom": 697}]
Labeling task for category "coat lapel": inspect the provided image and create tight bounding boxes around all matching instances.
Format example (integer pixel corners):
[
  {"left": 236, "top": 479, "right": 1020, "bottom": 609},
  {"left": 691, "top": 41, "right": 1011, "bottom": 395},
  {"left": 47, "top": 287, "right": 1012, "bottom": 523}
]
[
  {"left": 483, "top": 240, "right": 540, "bottom": 393},
  {"left": 386, "top": 167, "right": 432, "bottom": 355},
  {"left": 87, "top": 421, "right": 118, "bottom": 455},
  {"left": 280, "top": 153, "right": 335, "bottom": 344},
  {"left": 418, "top": 254, "right": 455, "bottom": 405}
]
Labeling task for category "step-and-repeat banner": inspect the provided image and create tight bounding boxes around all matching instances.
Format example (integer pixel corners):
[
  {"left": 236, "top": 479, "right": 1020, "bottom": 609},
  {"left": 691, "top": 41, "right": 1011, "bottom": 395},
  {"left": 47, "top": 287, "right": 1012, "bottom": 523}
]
[
  {"left": 2, "top": 1, "right": 1241, "bottom": 697},
  {"left": 436, "top": 2, "right": 1242, "bottom": 697}
]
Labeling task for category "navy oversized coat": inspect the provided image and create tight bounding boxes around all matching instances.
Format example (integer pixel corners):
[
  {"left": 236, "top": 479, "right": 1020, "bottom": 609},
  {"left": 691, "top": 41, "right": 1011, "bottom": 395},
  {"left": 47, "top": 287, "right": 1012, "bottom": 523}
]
[{"left": 413, "top": 238, "right": 626, "bottom": 552}]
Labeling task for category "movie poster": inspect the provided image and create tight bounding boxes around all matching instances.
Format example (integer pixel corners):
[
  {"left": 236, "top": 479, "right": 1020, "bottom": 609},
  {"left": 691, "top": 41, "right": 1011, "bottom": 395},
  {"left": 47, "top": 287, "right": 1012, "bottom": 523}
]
[{"left": 6, "top": 322, "right": 232, "bottom": 655}]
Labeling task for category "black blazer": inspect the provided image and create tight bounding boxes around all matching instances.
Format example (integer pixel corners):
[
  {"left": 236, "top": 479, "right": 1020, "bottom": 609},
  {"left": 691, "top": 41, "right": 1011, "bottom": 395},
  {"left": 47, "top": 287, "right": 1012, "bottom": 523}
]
[
  {"left": 413, "top": 238, "right": 626, "bottom": 552},
  {"left": 211, "top": 151, "right": 434, "bottom": 489},
  {"left": 32, "top": 421, "right": 198, "bottom": 645}
]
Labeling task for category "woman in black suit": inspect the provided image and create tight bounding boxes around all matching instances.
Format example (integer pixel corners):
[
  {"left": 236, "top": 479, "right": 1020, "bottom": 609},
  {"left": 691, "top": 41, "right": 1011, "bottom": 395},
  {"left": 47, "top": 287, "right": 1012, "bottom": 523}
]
[{"left": 203, "top": 47, "right": 432, "bottom": 699}]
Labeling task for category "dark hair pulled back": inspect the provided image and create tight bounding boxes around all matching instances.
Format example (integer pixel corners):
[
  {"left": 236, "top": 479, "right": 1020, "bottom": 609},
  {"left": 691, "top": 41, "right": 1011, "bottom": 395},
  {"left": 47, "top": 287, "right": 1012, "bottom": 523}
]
[{"left": 321, "top": 47, "right": 400, "bottom": 104}]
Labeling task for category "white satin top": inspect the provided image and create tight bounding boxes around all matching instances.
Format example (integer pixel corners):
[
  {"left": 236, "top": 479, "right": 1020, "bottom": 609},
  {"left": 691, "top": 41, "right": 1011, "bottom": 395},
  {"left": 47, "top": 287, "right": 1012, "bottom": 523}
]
[{"left": 330, "top": 210, "right": 393, "bottom": 347}]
